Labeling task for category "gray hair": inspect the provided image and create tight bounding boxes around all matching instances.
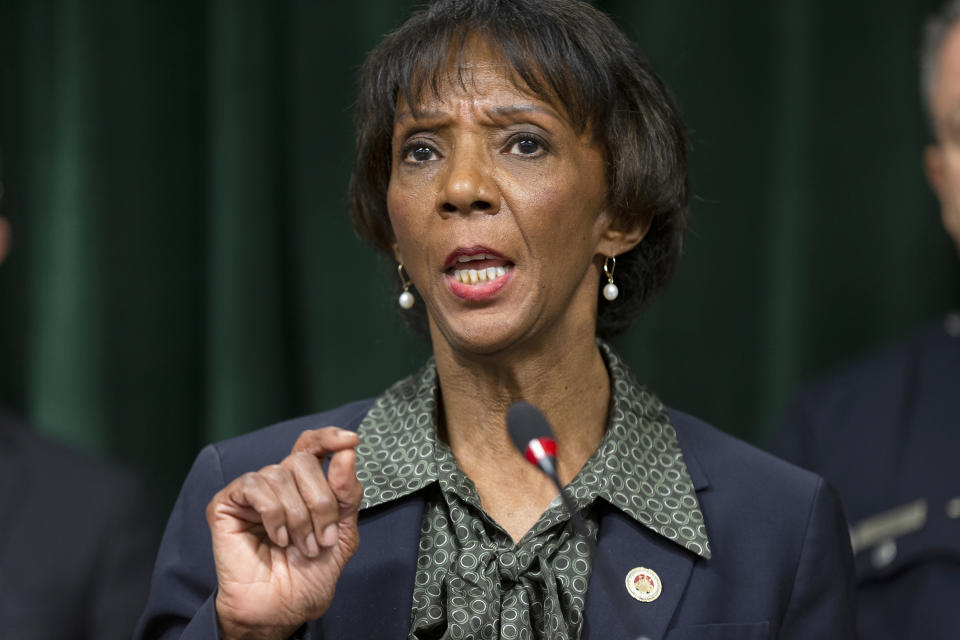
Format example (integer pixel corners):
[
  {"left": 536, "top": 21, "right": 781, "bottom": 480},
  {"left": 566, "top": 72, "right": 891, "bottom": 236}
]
[{"left": 922, "top": 0, "right": 960, "bottom": 133}]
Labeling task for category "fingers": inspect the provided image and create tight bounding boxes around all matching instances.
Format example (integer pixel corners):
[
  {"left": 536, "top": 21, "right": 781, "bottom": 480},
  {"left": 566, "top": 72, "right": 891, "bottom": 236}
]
[
  {"left": 292, "top": 427, "right": 358, "bottom": 458},
  {"left": 289, "top": 426, "right": 361, "bottom": 549},
  {"left": 284, "top": 451, "right": 341, "bottom": 551},
  {"left": 226, "top": 472, "right": 291, "bottom": 548},
  {"left": 262, "top": 461, "right": 326, "bottom": 558},
  {"left": 213, "top": 427, "right": 361, "bottom": 557}
]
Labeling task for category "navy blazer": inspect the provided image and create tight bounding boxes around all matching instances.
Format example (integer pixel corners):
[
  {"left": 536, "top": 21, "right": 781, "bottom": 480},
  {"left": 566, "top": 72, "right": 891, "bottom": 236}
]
[{"left": 137, "top": 401, "right": 856, "bottom": 639}]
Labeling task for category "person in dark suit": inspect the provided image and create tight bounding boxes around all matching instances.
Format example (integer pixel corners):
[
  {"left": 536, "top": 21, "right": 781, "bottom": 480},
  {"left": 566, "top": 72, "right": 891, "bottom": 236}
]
[
  {"left": 0, "top": 208, "right": 160, "bottom": 637},
  {"left": 0, "top": 409, "right": 160, "bottom": 640},
  {"left": 137, "top": 1, "right": 856, "bottom": 638},
  {"left": 772, "top": 2, "right": 960, "bottom": 638}
]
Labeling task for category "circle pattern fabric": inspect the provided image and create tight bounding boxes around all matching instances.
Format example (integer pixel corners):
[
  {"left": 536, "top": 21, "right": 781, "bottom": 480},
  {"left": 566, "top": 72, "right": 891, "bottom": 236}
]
[
  {"left": 407, "top": 439, "right": 601, "bottom": 640},
  {"left": 354, "top": 341, "right": 710, "bottom": 638}
]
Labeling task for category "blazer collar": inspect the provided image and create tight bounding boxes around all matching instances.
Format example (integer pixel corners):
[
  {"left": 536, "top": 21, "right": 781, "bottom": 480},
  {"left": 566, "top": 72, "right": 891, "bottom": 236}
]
[{"left": 581, "top": 410, "right": 713, "bottom": 639}]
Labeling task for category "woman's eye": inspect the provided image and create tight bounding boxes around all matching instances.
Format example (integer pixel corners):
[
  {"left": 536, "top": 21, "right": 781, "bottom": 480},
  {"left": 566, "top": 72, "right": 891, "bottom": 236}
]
[
  {"left": 507, "top": 136, "right": 545, "bottom": 156},
  {"left": 404, "top": 145, "right": 436, "bottom": 162}
]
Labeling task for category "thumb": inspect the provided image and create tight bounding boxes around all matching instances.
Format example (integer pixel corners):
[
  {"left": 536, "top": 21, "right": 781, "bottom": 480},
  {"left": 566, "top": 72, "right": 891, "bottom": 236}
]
[{"left": 327, "top": 448, "right": 363, "bottom": 529}]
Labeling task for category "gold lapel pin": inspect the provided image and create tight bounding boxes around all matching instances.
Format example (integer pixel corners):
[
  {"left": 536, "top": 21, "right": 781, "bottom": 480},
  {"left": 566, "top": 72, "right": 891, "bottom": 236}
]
[{"left": 625, "top": 566, "right": 662, "bottom": 602}]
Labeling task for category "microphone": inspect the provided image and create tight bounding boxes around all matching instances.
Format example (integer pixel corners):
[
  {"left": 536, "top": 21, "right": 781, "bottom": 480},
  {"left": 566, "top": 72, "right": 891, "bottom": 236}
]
[
  {"left": 506, "top": 401, "right": 650, "bottom": 640},
  {"left": 507, "top": 401, "right": 559, "bottom": 481},
  {"left": 506, "top": 401, "right": 592, "bottom": 544}
]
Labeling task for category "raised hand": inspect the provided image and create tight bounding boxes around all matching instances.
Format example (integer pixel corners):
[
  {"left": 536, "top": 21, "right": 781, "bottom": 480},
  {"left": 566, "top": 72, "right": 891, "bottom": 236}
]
[{"left": 206, "top": 427, "right": 362, "bottom": 639}]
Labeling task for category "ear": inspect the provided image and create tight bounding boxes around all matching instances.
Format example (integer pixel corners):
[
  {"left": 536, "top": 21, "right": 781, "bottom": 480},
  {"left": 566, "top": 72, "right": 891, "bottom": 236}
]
[
  {"left": 924, "top": 144, "right": 946, "bottom": 202},
  {"left": 0, "top": 217, "right": 10, "bottom": 265},
  {"left": 391, "top": 241, "right": 403, "bottom": 265},
  {"left": 595, "top": 211, "right": 651, "bottom": 258}
]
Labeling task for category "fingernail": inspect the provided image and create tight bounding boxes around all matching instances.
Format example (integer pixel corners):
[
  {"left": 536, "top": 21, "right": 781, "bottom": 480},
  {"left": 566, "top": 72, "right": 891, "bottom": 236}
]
[
  {"left": 321, "top": 523, "right": 339, "bottom": 547},
  {"left": 276, "top": 526, "right": 289, "bottom": 547},
  {"left": 305, "top": 532, "right": 320, "bottom": 557}
]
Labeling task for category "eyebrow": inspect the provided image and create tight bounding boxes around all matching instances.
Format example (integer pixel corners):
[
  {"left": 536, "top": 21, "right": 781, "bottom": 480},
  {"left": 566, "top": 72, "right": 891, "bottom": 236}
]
[{"left": 394, "top": 103, "right": 561, "bottom": 124}]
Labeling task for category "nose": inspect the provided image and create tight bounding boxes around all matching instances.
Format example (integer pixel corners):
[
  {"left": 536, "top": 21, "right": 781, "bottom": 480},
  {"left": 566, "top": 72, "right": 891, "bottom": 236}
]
[{"left": 437, "top": 143, "right": 501, "bottom": 217}]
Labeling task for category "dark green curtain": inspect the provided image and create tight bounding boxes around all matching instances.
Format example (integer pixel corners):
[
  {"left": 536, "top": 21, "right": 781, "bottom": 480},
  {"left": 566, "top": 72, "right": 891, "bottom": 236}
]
[{"left": 1, "top": 0, "right": 956, "bottom": 513}]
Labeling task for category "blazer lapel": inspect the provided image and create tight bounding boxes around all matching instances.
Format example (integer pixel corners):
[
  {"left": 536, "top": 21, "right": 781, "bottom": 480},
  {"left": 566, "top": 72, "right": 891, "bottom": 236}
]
[
  {"left": 314, "top": 493, "right": 426, "bottom": 639},
  {"left": 582, "top": 503, "right": 699, "bottom": 640}
]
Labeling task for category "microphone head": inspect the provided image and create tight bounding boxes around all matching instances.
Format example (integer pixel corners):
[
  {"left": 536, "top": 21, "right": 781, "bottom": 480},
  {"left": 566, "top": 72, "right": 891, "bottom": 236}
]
[
  {"left": 507, "top": 401, "right": 559, "bottom": 480},
  {"left": 507, "top": 401, "right": 555, "bottom": 453}
]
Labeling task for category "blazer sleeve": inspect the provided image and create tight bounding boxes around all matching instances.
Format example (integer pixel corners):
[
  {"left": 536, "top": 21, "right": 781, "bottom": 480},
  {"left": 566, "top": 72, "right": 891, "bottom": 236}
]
[
  {"left": 134, "top": 444, "right": 226, "bottom": 640},
  {"left": 135, "top": 403, "right": 374, "bottom": 640},
  {"left": 778, "top": 477, "right": 857, "bottom": 639}
]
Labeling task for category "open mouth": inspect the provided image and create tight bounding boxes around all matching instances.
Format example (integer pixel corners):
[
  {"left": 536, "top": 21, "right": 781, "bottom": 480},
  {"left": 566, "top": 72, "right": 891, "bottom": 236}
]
[
  {"left": 451, "top": 253, "right": 512, "bottom": 285},
  {"left": 444, "top": 249, "right": 515, "bottom": 299}
]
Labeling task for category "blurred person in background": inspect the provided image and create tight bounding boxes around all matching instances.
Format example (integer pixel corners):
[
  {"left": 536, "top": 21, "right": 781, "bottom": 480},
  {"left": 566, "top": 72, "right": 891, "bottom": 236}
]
[
  {"left": 772, "top": 1, "right": 960, "bottom": 637},
  {"left": 0, "top": 166, "right": 160, "bottom": 638}
]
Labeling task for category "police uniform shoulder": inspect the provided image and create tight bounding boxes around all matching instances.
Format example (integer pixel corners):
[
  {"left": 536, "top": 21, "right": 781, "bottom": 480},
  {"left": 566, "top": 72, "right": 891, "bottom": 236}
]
[{"left": 790, "top": 313, "right": 957, "bottom": 422}]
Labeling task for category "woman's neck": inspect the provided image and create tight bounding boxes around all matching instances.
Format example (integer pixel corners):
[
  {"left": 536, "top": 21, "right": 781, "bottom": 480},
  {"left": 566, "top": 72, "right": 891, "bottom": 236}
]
[{"left": 432, "top": 331, "right": 611, "bottom": 487}]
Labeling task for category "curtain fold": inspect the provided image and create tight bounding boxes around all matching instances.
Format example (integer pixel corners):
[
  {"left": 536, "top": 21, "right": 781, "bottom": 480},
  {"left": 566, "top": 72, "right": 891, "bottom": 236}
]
[
  {"left": 205, "top": 0, "right": 289, "bottom": 443},
  {"left": 24, "top": 0, "right": 110, "bottom": 452}
]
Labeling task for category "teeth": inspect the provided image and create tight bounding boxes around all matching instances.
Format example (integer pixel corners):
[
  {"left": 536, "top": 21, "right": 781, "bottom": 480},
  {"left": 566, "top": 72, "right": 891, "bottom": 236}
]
[{"left": 453, "top": 264, "right": 511, "bottom": 284}]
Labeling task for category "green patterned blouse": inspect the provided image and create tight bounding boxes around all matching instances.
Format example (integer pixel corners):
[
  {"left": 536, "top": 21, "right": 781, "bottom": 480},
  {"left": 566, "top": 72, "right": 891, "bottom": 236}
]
[{"left": 353, "top": 343, "right": 710, "bottom": 639}]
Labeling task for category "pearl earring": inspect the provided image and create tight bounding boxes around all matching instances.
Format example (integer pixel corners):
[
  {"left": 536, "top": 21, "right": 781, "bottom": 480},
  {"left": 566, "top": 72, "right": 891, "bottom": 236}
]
[
  {"left": 397, "top": 263, "right": 415, "bottom": 309},
  {"left": 602, "top": 255, "right": 619, "bottom": 301}
]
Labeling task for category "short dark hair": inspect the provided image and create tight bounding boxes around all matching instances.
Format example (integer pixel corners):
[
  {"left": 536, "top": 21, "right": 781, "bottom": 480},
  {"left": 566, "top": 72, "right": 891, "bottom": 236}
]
[{"left": 349, "top": 0, "right": 689, "bottom": 338}]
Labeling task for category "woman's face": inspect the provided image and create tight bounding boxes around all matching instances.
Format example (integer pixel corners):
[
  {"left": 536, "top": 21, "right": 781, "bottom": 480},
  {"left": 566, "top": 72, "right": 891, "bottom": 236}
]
[{"left": 387, "top": 49, "right": 628, "bottom": 356}]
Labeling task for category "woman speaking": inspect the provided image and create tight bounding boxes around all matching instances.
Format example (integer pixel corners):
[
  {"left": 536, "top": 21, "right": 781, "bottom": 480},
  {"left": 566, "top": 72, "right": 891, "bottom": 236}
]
[{"left": 137, "top": 1, "right": 855, "bottom": 638}]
